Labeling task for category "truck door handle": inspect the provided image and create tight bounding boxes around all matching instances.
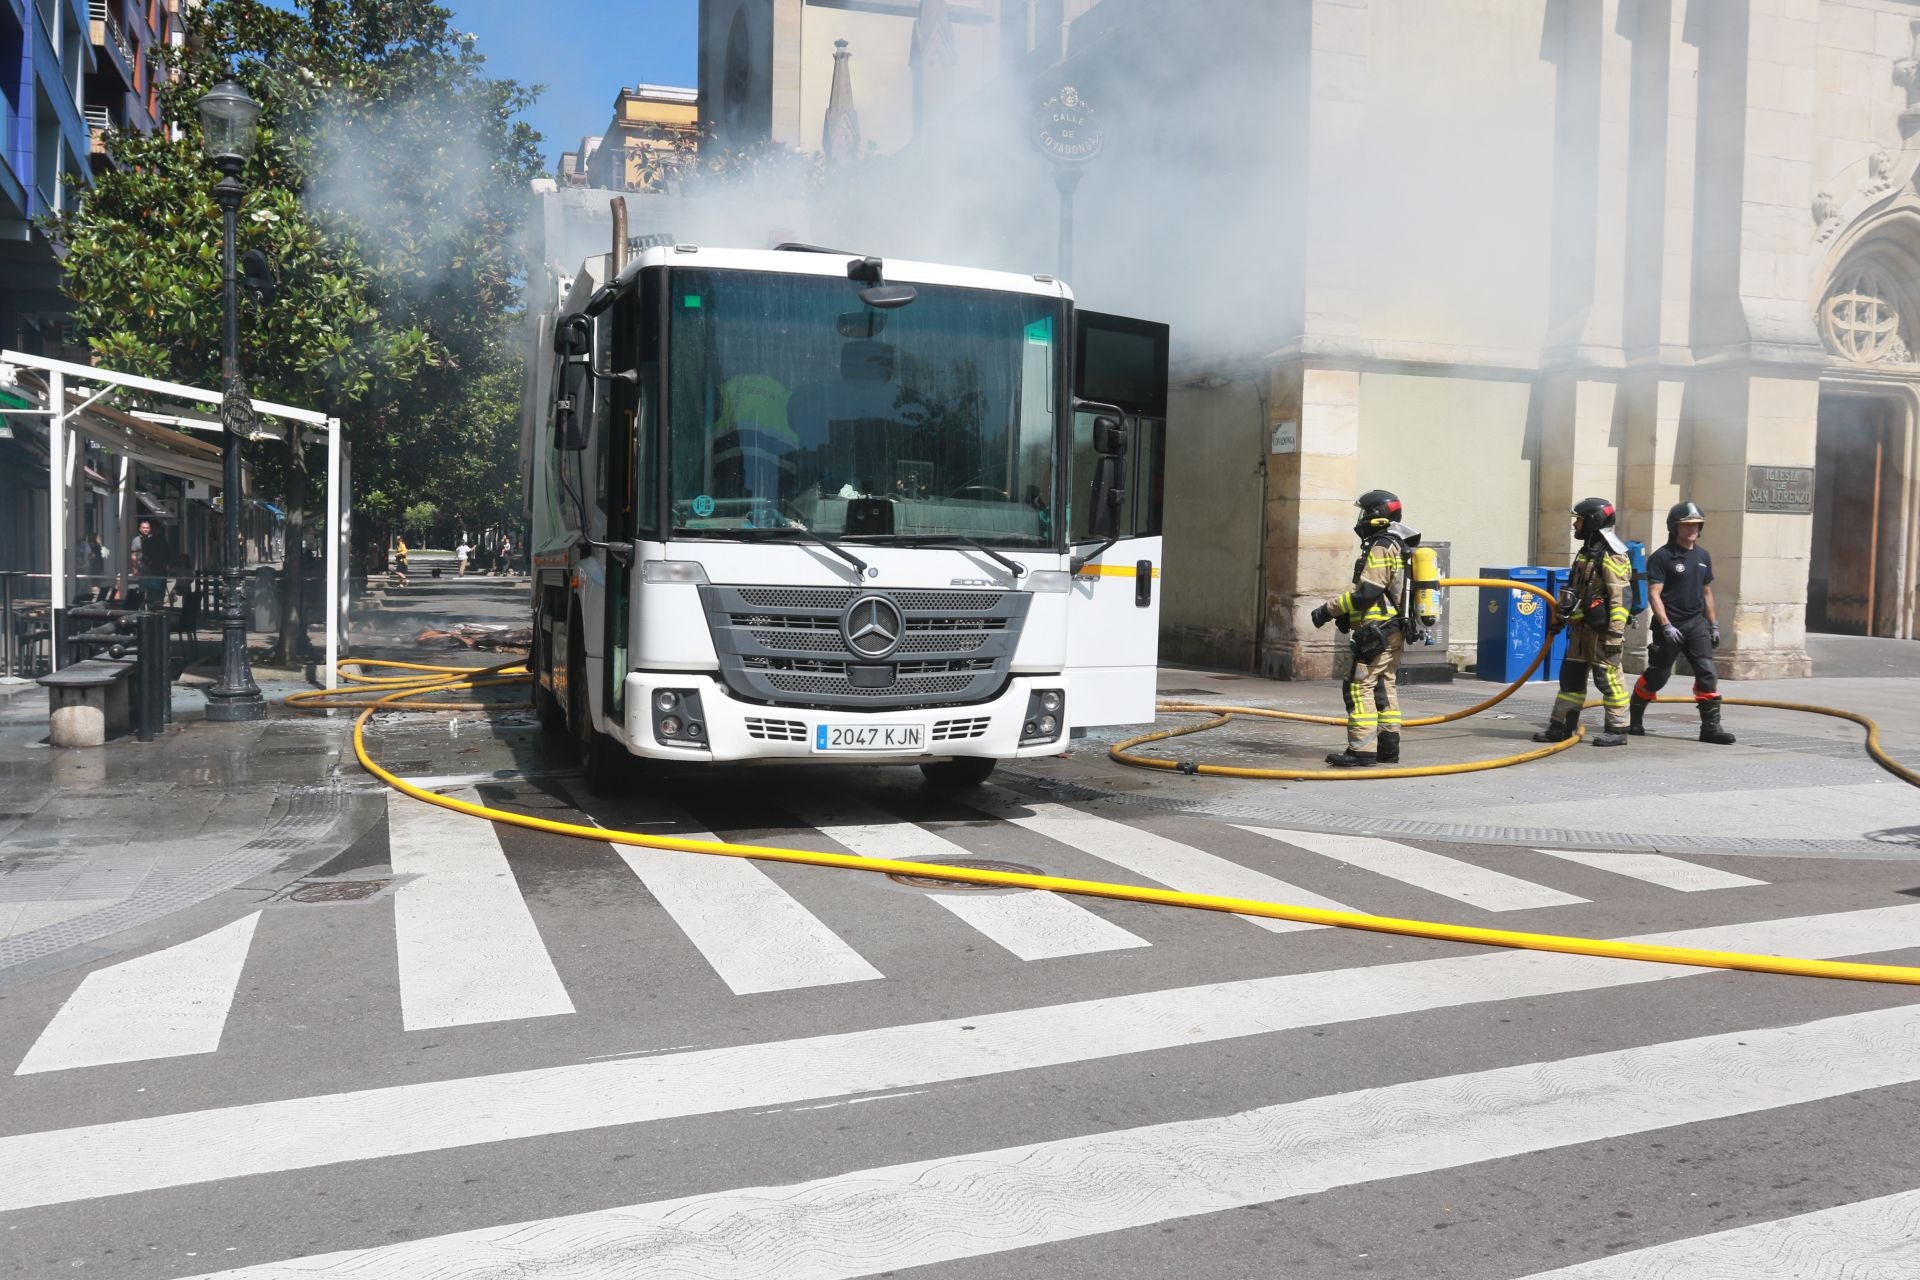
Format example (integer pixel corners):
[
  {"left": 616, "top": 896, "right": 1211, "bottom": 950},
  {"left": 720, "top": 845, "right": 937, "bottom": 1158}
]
[{"left": 1136, "top": 559, "right": 1153, "bottom": 607}]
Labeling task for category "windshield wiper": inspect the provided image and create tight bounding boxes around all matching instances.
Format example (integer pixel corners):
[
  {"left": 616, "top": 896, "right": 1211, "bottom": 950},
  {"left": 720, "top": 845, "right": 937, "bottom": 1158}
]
[
  {"left": 733, "top": 526, "right": 870, "bottom": 579},
  {"left": 891, "top": 535, "right": 1028, "bottom": 579}
]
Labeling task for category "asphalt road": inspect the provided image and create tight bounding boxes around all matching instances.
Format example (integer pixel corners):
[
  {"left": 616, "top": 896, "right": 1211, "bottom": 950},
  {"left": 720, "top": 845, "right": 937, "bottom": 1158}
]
[{"left": 3, "top": 759, "right": 1919, "bottom": 1279}]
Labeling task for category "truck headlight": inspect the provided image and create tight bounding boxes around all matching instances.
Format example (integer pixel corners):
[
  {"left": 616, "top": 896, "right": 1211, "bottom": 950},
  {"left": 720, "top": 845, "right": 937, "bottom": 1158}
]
[
  {"left": 1022, "top": 689, "right": 1065, "bottom": 743},
  {"left": 641, "top": 561, "right": 709, "bottom": 585}
]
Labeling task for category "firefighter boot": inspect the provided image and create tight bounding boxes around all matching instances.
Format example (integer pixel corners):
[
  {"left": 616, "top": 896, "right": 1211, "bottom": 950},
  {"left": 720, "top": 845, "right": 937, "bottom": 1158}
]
[
  {"left": 1698, "top": 699, "right": 1736, "bottom": 745},
  {"left": 1627, "top": 695, "right": 1652, "bottom": 736},
  {"left": 1592, "top": 711, "right": 1629, "bottom": 748},
  {"left": 1532, "top": 707, "right": 1578, "bottom": 744},
  {"left": 1325, "top": 748, "right": 1378, "bottom": 769},
  {"left": 1376, "top": 731, "right": 1401, "bottom": 765}
]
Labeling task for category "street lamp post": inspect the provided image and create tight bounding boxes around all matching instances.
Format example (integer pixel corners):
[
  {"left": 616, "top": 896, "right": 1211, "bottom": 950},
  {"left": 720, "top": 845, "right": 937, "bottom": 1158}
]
[{"left": 197, "top": 80, "right": 265, "bottom": 722}]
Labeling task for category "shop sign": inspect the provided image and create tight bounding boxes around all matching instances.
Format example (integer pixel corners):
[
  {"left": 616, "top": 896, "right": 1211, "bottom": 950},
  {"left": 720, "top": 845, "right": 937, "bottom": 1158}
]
[{"left": 1745, "top": 465, "right": 1814, "bottom": 514}]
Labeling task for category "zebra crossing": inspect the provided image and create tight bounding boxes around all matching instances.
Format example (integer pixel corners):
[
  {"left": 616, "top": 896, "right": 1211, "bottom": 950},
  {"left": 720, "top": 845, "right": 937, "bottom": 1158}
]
[
  {"left": 3, "top": 780, "right": 1917, "bottom": 1278},
  {"left": 9, "top": 782, "right": 1781, "bottom": 1077}
]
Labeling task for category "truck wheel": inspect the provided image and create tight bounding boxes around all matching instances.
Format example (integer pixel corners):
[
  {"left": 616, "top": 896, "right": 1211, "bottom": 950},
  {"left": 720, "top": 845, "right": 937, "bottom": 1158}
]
[
  {"left": 919, "top": 757, "right": 997, "bottom": 790},
  {"left": 568, "top": 630, "right": 625, "bottom": 795}
]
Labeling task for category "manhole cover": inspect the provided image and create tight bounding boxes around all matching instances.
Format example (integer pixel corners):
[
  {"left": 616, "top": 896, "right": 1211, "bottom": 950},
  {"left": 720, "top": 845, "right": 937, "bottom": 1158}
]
[
  {"left": 288, "top": 878, "right": 391, "bottom": 903},
  {"left": 887, "top": 859, "right": 1044, "bottom": 890},
  {"left": 1868, "top": 827, "right": 1920, "bottom": 848}
]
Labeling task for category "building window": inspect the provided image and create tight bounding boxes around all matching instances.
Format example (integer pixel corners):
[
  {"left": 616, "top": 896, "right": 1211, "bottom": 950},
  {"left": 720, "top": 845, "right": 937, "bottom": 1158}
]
[{"left": 1823, "top": 265, "right": 1911, "bottom": 364}]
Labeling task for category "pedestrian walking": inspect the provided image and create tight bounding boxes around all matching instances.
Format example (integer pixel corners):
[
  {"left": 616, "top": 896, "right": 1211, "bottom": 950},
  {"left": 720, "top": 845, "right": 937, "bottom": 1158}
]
[
  {"left": 456, "top": 538, "right": 472, "bottom": 577},
  {"left": 1535, "top": 498, "right": 1634, "bottom": 747},
  {"left": 494, "top": 534, "right": 512, "bottom": 576},
  {"left": 393, "top": 535, "right": 410, "bottom": 586},
  {"left": 1629, "top": 501, "right": 1735, "bottom": 744},
  {"left": 1310, "top": 490, "right": 1417, "bottom": 768}
]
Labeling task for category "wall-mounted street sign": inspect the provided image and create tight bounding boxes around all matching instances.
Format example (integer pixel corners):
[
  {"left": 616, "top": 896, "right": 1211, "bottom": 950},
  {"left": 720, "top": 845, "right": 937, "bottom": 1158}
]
[
  {"left": 1746, "top": 465, "right": 1815, "bottom": 514},
  {"left": 1031, "top": 86, "right": 1102, "bottom": 164}
]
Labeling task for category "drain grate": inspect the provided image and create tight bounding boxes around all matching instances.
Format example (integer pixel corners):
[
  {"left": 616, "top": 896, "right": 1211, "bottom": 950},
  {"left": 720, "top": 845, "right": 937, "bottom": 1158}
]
[
  {"left": 288, "top": 878, "right": 391, "bottom": 903},
  {"left": 887, "top": 859, "right": 1044, "bottom": 890}
]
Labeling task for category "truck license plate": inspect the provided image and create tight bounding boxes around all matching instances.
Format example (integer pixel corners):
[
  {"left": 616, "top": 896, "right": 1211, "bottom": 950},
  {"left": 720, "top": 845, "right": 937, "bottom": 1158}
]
[{"left": 813, "top": 723, "right": 926, "bottom": 753}]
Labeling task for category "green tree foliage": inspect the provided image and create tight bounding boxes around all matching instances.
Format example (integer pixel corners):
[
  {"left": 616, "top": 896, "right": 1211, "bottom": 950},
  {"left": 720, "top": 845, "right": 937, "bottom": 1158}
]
[
  {"left": 400, "top": 500, "right": 438, "bottom": 543},
  {"left": 52, "top": 0, "right": 541, "bottom": 656}
]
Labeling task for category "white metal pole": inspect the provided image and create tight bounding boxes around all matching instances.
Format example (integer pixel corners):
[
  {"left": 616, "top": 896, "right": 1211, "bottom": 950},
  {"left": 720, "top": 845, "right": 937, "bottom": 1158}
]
[
  {"left": 47, "top": 368, "right": 65, "bottom": 669},
  {"left": 324, "top": 417, "right": 341, "bottom": 689}
]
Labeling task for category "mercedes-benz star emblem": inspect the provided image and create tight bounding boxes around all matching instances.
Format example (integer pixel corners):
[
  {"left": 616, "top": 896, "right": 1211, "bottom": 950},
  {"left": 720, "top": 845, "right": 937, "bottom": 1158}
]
[{"left": 841, "top": 595, "right": 903, "bottom": 660}]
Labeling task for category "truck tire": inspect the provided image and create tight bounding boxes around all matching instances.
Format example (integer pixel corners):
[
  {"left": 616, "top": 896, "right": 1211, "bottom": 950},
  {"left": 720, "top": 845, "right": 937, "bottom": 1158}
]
[
  {"left": 919, "top": 757, "right": 997, "bottom": 790},
  {"left": 568, "top": 626, "right": 625, "bottom": 795}
]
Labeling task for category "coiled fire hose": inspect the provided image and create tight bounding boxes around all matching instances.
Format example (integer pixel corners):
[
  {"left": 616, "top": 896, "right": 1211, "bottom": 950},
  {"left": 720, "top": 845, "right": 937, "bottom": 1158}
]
[
  {"left": 1112, "top": 577, "right": 1920, "bottom": 789},
  {"left": 288, "top": 646, "right": 1920, "bottom": 988}
]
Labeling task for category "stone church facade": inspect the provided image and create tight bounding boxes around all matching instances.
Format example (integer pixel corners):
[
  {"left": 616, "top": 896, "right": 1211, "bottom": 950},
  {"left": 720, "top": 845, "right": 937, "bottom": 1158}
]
[{"left": 695, "top": 0, "right": 1920, "bottom": 682}]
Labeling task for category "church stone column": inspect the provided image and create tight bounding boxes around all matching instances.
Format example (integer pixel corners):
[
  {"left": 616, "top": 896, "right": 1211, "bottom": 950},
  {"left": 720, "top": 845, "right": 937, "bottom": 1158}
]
[
  {"left": 1679, "top": 0, "right": 1822, "bottom": 679},
  {"left": 1259, "top": 362, "right": 1360, "bottom": 681}
]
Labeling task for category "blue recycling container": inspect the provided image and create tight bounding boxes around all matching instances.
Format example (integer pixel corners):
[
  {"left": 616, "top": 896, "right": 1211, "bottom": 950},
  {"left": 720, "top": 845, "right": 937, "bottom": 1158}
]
[{"left": 1476, "top": 566, "right": 1554, "bottom": 682}]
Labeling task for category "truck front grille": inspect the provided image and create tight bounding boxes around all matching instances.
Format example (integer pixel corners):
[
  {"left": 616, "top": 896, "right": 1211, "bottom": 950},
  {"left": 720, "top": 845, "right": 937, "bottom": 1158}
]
[{"left": 701, "top": 584, "right": 1031, "bottom": 711}]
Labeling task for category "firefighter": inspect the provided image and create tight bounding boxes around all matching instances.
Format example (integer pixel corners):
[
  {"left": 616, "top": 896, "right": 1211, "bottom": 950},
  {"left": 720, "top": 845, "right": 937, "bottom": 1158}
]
[
  {"left": 1629, "top": 501, "right": 1735, "bottom": 744},
  {"left": 1310, "top": 490, "right": 1414, "bottom": 768},
  {"left": 1534, "top": 497, "right": 1633, "bottom": 747}
]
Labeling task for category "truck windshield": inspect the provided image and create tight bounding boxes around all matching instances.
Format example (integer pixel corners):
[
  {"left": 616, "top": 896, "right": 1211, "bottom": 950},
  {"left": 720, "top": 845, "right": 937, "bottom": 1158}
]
[{"left": 667, "top": 268, "right": 1060, "bottom": 548}]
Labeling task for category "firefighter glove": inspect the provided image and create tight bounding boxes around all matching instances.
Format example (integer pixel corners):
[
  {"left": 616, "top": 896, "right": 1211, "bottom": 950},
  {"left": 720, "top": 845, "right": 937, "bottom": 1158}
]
[
  {"left": 1310, "top": 604, "right": 1334, "bottom": 629},
  {"left": 1661, "top": 623, "right": 1683, "bottom": 647},
  {"left": 1709, "top": 623, "right": 1721, "bottom": 648}
]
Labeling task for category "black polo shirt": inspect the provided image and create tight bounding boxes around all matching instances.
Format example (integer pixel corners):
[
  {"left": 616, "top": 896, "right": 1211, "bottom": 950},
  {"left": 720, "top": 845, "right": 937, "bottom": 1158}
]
[{"left": 1647, "top": 543, "right": 1712, "bottom": 621}]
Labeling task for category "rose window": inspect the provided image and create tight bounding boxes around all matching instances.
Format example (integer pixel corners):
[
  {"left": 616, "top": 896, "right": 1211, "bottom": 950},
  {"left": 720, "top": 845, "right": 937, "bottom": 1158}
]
[{"left": 1822, "top": 267, "right": 1911, "bottom": 363}]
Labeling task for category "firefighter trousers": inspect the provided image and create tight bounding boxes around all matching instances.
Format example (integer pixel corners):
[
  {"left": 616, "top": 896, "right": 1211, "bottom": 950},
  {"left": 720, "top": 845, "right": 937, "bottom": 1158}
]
[
  {"left": 1635, "top": 614, "right": 1719, "bottom": 704},
  {"left": 1343, "top": 630, "right": 1404, "bottom": 750},
  {"left": 1554, "top": 629, "right": 1629, "bottom": 733}
]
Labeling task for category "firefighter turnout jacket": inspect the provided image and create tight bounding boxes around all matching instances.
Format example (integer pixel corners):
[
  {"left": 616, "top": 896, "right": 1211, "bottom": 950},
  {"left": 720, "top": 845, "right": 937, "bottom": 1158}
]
[
  {"left": 1563, "top": 544, "right": 1632, "bottom": 660},
  {"left": 1329, "top": 537, "right": 1407, "bottom": 631}
]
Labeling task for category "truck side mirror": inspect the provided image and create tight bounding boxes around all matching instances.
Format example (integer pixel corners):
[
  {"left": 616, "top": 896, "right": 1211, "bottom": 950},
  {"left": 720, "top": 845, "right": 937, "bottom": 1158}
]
[
  {"left": 552, "top": 314, "right": 589, "bottom": 356},
  {"left": 1093, "top": 415, "right": 1127, "bottom": 456}
]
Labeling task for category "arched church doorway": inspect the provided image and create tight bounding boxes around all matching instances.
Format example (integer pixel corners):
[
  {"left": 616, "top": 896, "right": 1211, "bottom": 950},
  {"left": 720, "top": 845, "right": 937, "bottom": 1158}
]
[{"left": 1808, "top": 388, "right": 1906, "bottom": 637}]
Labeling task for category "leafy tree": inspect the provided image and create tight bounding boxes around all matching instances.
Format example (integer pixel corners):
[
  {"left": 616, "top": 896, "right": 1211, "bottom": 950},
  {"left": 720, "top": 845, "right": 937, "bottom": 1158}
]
[{"left": 401, "top": 500, "right": 438, "bottom": 544}]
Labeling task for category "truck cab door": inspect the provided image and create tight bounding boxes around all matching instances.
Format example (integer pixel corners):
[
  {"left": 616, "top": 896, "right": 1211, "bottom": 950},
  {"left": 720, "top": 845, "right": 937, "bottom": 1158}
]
[{"left": 1066, "top": 310, "right": 1168, "bottom": 728}]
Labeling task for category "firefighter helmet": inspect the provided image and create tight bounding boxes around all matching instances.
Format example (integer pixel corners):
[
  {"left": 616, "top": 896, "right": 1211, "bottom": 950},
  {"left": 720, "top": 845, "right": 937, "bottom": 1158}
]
[
  {"left": 1571, "top": 497, "right": 1617, "bottom": 542},
  {"left": 1666, "top": 500, "right": 1706, "bottom": 537},
  {"left": 1354, "top": 489, "right": 1403, "bottom": 539}
]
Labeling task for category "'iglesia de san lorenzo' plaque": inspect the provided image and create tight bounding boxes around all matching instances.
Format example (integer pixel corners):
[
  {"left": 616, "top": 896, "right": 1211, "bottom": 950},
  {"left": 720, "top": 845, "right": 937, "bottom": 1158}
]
[{"left": 1746, "top": 466, "right": 1815, "bottom": 514}]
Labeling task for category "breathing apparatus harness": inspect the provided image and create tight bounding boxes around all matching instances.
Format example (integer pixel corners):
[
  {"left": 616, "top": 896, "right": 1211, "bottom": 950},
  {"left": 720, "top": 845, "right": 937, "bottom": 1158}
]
[{"left": 1345, "top": 520, "right": 1442, "bottom": 662}]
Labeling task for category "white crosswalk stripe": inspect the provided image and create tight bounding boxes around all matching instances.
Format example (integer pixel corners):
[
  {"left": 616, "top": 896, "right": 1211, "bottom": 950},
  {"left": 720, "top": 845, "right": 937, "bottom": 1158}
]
[
  {"left": 387, "top": 791, "right": 574, "bottom": 1030},
  {"left": 1515, "top": 1188, "right": 1920, "bottom": 1277},
  {"left": 965, "top": 789, "right": 1356, "bottom": 931},
  {"left": 173, "top": 997, "right": 1920, "bottom": 1278},
  {"left": 790, "top": 795, "right": 1151, "bottom": 961},
  {"left": 14, "top": 912, "right": 259, "bottom": 1075},
  {"left": 608, "top": 814, "right": 884, "bottom": 994},
  {"left": 1530, "top": 845, "right": 1768, "bottom": 892},
  {"left": 1238, "top": 825, "right": 1588, "bottom": 910},
  {"left": 4, "top": 903, "right": 1913, "bottom": 1214}
]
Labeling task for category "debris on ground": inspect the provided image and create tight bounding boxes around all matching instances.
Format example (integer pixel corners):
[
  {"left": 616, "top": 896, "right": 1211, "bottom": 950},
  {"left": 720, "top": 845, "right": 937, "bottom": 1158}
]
[{"left": 413, "top": 623, "right": 532, "bottom": 651}]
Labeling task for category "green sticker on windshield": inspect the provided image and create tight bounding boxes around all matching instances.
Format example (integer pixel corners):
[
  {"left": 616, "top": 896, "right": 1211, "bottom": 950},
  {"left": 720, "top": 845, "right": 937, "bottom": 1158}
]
[
  {"left": 1025, "top": 316, "right": 1052, "bottom": 345},
  {"left": 683, "top": 295, "right": 703, "bottom": 309}
]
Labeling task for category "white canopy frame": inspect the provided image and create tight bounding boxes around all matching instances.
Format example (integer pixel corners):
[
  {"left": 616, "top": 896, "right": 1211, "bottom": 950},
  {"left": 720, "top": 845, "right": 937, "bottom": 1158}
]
[{"left": 1, "top": 350, "right": 349, "bottom": 689}]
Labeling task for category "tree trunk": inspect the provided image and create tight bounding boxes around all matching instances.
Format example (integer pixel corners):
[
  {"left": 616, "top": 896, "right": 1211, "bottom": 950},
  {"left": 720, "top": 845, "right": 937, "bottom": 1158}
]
[{"left": 271, "top": 428, "right": 311, "bottom": 665}]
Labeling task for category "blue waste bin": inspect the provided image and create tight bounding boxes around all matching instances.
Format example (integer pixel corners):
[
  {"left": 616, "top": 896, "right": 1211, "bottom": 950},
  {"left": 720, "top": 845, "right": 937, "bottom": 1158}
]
[{"left": 1476, "top": 566, "right": 1554, "bottom": 682}]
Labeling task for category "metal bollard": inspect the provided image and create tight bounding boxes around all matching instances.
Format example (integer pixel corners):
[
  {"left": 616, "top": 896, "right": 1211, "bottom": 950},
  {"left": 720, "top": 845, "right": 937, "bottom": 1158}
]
[
  {"left": 52, "top": 607, "right": 70, "bottom": 670},
  {"left": 1, "top": 572, "right": 14, "bottom": 679},
  {"left": 134, "top": 611, "right": 166, "bottom": 742}
]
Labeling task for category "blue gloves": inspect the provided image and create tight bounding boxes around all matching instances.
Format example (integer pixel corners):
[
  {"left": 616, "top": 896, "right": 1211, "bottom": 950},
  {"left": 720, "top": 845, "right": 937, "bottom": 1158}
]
[
  {"left": 1661, "top": 623, "right": 1683, "bottom": 648},
  {"left": 1709, "top": 623, "right": 1721, "bottom": 648}
]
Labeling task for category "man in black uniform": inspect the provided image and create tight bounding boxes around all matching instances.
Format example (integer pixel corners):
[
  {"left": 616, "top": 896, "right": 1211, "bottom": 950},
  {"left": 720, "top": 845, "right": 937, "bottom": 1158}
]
[{"left": 1629, "top": 501, "right": 1735, "bottom": 744}]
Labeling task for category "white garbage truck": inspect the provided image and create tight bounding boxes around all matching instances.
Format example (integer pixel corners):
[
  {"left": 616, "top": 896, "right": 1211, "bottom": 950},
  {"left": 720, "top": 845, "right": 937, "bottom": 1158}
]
[{"left": 522, "top": 237, "right": 1168, "bottom": 791}]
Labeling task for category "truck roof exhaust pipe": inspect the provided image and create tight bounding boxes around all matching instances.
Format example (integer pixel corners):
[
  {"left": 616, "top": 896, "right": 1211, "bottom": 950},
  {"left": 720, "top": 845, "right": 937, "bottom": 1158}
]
[{"left": 610, "top": 196, "right": 628, "bottom": 275}]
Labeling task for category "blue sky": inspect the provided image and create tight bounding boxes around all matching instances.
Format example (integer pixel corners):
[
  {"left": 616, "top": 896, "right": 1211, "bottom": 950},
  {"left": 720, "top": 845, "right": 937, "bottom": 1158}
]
[
  {"left": 446, "top": 1, "right": 699, "bottom": 170},
  {"left": 261, "top": 1, "right": 700, "bottom": 171}
]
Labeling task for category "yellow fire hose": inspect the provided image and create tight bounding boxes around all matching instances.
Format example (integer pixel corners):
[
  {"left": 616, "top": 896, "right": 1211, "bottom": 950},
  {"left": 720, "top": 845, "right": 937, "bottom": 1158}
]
[{"left": 288, "top": 651, "right": 1920, "bottom": 988}]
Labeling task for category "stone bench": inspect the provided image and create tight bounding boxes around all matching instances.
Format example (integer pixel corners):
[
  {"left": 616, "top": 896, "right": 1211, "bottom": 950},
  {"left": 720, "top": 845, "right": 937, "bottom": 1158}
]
[{"left": 37, "top": 659, "right": 137, "bottom": 747}]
